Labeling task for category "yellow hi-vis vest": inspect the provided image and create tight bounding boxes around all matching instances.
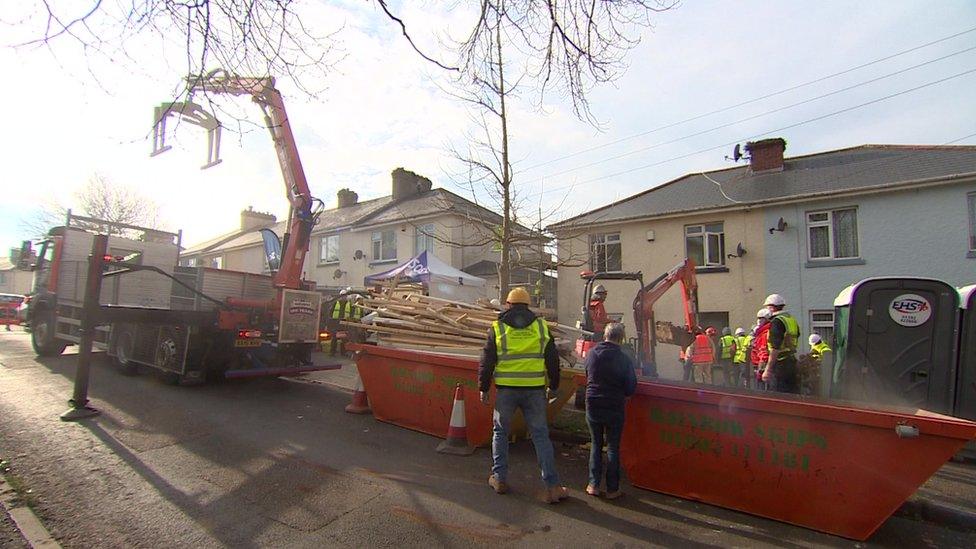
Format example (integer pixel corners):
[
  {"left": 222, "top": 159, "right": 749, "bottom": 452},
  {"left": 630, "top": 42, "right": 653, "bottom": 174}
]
[
  {"left": 767, "top": 312, "right": 799, "bottom": 361},
  {"left": 492, "top": 318, "right": 550, "bottom": 388},
  {"left": 331, "top": 300, "right": 362, "bottom": 320},
  {"left": 811, "top": 341, "right": 831, "bottom": 360},
  {"left": 720, "top": 334, "right": 735, "bottom": 359},
  {"left": 734, "top": 335, "right": 751, "bottom": 363}
]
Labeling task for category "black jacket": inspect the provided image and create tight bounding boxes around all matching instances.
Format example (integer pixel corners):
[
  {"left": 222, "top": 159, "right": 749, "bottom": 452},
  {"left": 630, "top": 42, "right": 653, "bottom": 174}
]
[
  {"left": 478, "top": 305, "right": 560, "bottom": 392},
  {"left": 584, "top": 341, "right": 637, "bottom": 410}
]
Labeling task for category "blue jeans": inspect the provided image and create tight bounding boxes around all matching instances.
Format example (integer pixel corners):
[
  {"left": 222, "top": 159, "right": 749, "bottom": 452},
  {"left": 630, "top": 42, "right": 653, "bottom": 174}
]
[
  {"left": 587, "top": 405, "right": 625, "bottom": 492},
  {"left": 492, "top": 387, "right": 560, "bottom": 487}
]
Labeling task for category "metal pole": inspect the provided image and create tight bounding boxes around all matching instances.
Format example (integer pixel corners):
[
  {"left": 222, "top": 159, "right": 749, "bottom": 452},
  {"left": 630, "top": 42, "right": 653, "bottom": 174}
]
[{"left": 61, "top": 234, "right": 107, "bottom": 421}]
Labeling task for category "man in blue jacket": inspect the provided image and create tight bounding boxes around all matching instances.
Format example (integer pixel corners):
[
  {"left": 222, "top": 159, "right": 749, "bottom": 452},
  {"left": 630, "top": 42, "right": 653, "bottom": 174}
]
[{"left": 584, "top": 322, "right": 637, "bottom": 499}]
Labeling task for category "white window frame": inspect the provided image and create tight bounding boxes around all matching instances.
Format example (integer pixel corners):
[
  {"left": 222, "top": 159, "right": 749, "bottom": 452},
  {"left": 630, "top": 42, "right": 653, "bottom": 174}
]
[
  {"left": 210, "top": 256, "right": 223, "bottom": 269},
  {"left": 590, "top": 232, "right": 622, "bottom": 272},
  {"left": 415, "top": 223, "right": 435, "bottom": 255},
  {"left": 685, "top": 223, "right": 725, "bottom": 268},
  {"left": 184, "top": 257, "right": 198, "bottom": 267},
  {"left": 806, "top": 207, "right": 859, "bottom": 260},
  {"left": 372, "top": 230, "right": 396, "bottom": 262},
  {"left": 319, "top": 234, "right": 340, "bottom": 264},
  {"left": 968, "top": 192, "right": 976, "bottom": 252},
  {"left": 809, "top": 310, "right": 835, "bottom": 348}
]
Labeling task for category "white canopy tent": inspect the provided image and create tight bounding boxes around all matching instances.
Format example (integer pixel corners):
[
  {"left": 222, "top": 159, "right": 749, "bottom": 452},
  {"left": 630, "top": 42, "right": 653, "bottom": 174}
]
[{"left": 364, "top": 251, "right": 488, "bottom": 303}]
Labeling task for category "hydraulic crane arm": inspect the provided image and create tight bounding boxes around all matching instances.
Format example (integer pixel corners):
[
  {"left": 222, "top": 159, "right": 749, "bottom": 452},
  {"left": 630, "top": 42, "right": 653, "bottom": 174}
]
[{"left": 152, "top": 69, "right": 323, "bottom": 292}]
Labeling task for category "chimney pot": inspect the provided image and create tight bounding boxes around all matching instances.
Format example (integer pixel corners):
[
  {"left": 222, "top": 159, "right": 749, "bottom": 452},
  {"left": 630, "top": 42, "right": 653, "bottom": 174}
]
[{"left": 745, "top": 138, "right": 787, "bottom": 173}]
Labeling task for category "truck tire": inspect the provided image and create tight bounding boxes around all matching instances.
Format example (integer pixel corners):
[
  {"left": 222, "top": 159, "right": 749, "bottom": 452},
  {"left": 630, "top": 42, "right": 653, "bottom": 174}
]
[
  {"left": 31, "top": 313, "right": 67, "bottom": 357},
  {"left": 113, "top": 331, "right": 138, "bottom": 375}
]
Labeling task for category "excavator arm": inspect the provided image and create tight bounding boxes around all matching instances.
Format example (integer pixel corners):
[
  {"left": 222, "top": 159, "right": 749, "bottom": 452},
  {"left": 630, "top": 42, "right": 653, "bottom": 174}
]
[
  {"left": 631, "top": 258, "right": 699, "bottom": 366},
  {"left": 152, "top": 69, "right": 323, "bottom": 293}
]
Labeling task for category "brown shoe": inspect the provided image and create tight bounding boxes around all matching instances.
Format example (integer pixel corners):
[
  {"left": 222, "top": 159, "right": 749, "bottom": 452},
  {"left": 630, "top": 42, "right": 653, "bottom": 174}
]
[
  {"left": 605, "top": 490, "right": 623, "bottom": 500},
  {"left": 585, "top": 484, "right": 601, "bottom": 497},
  {"left": 488, "top": 475, "right": 508, "bottom": 494},
  {"left": 545, "top": 485, "right": 569, "bottom": 503}
]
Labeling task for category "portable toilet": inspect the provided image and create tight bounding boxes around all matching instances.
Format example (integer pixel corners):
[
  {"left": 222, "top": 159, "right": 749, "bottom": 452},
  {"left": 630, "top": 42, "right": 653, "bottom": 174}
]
[
  {"left": 955, "top": 284, "right": 976, "bottom": 421},
  {"left": 831, "top": 277, "right": 960, "bottom": 413}
]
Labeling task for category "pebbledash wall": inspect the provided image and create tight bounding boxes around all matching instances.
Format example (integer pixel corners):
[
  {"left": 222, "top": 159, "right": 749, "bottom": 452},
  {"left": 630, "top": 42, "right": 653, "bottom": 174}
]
[{"left": 762, "top": 177, "right": 976, "bottom": 344}]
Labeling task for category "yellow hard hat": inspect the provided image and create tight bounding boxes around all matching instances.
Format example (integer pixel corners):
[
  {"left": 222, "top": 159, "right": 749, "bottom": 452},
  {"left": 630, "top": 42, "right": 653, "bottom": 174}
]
[{"left": 506, "top": 287, "right": 531, "bottom": 304}]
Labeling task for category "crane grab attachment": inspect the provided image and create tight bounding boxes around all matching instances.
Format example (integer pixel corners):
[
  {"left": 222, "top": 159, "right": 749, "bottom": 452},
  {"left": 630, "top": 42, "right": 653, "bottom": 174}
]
[{"left": 151, "top": 101, "right": 223, "bottom": 169}]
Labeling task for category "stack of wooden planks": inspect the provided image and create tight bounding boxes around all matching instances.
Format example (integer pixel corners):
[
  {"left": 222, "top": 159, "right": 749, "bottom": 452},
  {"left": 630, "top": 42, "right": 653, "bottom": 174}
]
[{"left": 339, "top": 292, "right": 579, "bottom": 356}]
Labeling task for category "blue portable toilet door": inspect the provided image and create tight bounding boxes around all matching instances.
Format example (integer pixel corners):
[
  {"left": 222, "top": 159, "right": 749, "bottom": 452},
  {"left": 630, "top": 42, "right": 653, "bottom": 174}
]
[{"left": 850, "top": 279, "right": 958, "bottom": 413}]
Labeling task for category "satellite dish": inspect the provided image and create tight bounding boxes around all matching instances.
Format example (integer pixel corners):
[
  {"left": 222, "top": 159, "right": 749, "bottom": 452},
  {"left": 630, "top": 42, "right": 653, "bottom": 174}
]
[
  {"left": 353, "top": 250, "right": 364, "bottom": 260},
  {"left": 732, "top": 144, "right": 742, "bottom": 162},
  {"left": 727, "top": 242, "right": 747, "bottom": 259},
  {"left": 333, "top": 268, "right": 344, "bottom": 280}
]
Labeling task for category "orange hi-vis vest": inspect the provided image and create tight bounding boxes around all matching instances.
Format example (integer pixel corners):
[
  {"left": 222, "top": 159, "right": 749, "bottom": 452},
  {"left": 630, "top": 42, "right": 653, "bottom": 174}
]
[{"left": 691, "top": 334, "right": 715, "bottom": 365}]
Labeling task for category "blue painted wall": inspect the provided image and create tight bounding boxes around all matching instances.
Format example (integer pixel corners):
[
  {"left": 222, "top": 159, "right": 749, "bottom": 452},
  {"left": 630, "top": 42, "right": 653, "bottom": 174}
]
[{"left": 763, "top": 179, "right": 976, "bottom": 351}]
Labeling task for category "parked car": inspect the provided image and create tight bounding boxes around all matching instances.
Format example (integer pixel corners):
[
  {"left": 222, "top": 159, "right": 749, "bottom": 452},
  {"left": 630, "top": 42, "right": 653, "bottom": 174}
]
[{"left": 0, "top": 293, "right": 25, "bottom": 329}]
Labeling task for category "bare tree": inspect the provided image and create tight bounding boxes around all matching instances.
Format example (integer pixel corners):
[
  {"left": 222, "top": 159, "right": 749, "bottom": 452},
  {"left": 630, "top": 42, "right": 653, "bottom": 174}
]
[
  {"left": 24, "top": 174, "right": 161, "bottom": 238},
  {"left": 10, "top": 1, "right": 338, "bottom": 96},
  {"left": 418, "top": 0, "right": 676, "bottom": 297}
]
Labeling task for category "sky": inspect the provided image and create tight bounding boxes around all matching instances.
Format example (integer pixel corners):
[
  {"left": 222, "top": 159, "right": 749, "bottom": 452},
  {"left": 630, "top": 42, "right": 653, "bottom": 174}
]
[{"left": 1, "top": 1, "right": 974, "bottom": 255}]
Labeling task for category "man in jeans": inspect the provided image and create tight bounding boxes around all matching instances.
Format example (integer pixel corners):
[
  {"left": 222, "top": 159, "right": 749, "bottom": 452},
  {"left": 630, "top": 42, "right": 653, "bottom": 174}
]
[
  {"left": 478, "top": 287, "right": 568, "bottom": 503},
  {"left": 584, "top": 323, "right": 637, "bottom": 499}
]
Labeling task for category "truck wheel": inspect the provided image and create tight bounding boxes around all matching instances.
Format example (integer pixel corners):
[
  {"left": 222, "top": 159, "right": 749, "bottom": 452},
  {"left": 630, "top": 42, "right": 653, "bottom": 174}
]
[
  {"left": 31, "top": 314, "right": 67, "bottom": 357},
  {"left": 114, "top": 332, "right": 138, "bottom": 375}
]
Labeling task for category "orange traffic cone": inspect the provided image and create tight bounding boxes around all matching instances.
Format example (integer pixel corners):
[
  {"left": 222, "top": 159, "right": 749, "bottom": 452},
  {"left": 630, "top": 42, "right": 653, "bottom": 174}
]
[
  {"left": 345, "top": 373, "right": 371, "bottom": 414},
  {"left": 437, "top": 384, "right": 475, "bottom": 455}
]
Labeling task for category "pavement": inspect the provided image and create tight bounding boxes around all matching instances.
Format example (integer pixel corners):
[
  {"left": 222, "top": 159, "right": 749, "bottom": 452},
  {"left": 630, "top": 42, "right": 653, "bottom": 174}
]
[{"left": 1, "top": 327, "right": 975, "bottom": 548}]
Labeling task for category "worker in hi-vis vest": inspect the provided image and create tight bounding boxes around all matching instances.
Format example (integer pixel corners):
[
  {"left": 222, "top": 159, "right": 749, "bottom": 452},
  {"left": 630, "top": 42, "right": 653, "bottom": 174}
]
[
  {"left": 808, "top": 333, "right": 831, "bottom": 361},
  {"left": 716, "top": 327, "right": 737, "bottom": 386},
  {"left": 732, "top": 327, "right": 751, "bottom": 388},
  {"left": 328, "top": 289, "right": 361, "bottom": 356},
  {"left": 478, "top": 287, "right": 568, "bottom": 504},
  {"left": 761, "top": 293, "right": 800, "bottom": 394}
]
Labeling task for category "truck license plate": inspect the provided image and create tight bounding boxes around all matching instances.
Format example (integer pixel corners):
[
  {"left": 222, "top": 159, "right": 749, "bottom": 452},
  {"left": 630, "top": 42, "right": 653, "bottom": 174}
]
[{"left": 235, "top": 339, "right": 262, "bottom": 348}]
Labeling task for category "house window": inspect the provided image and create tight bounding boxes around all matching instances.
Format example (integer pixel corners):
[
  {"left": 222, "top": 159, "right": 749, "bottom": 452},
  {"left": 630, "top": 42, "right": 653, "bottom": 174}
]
[
  {"left": 320, "top": 234, "right": 339, "bottom": 264},
  {"left": 685, "top": 223, "right": 725, "bottom": 268},
  {"left": 590, "top": 233, "right": 621, "bottom": 272},
  {"left": 810, "top": 310, "right": 835, "bottom": 348},
  {"left": 807, "top": 208, "right": 858, "bottom": 260},
  {"left": 372, "top": 230, "right": 396, "bottom": 261},
  {"left": 0, "top": 272, "right": 6, "bottom": 285},
  {"left": 416, "top": 224, "right": 435, "bottom": 254},
  {"left": 210, "top": 256, "right": 223, "bottom": 269},
  {"left": 968, "top": 192, "right": 976, "bottom": 252},
  {"left": 182, "top": 257, "right": 198, "bottom": 267}
]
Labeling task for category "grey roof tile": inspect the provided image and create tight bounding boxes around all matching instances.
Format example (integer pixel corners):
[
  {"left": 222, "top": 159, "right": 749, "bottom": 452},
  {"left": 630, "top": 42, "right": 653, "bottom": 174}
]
[{"left": 550, "top": 145, "right": 976, "bottom": 229}]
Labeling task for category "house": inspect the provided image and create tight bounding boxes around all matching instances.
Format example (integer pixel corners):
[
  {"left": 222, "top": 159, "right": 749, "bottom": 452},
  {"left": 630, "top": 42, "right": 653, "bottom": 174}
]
[
  {"left": 549, "top": 138, "right": 976, "bottom": 375},
  {"left": 181, "top": 168, "right": 552, "bottom": 301}
]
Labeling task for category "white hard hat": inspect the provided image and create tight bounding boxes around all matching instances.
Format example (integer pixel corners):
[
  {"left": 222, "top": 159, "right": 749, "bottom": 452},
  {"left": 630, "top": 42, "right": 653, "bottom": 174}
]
[
  {"left": 756, "top": 308, "right": 772, "bottom": 319},
  {"left": 735, "top": 327, "right": 746, "bottom": 336},
  {"left": 809, "top": 334, "right": 822, "bottom": 345},
  {"left": 339, "top": 289, "right": 348, "bottom": 296},
  {"left": 593, "top": 284, "right": 607, "bottom": 294},
  {"left": 763, "top": 293, "right": 786, "bottom": 307}
]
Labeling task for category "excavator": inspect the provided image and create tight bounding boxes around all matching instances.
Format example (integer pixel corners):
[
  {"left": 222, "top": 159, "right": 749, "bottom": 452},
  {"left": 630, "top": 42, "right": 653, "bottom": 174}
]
[{"left": 576, "top": 258, "right": 699, "bottom": 376}]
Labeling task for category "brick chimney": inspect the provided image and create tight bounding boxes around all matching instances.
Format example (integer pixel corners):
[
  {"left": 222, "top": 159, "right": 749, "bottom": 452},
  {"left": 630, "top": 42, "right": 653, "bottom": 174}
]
[
  {"left": 745, "top": 138, "right": 787, "bottom": 173},
  {"left": 337, "top": 188, "right": 359, "bottom": 208},
  {"left": 391, "top": 167, "right": 433, "bottom": 200},
  {"left": 240, "top": 207, "right": 276, "bottom": 231}
]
